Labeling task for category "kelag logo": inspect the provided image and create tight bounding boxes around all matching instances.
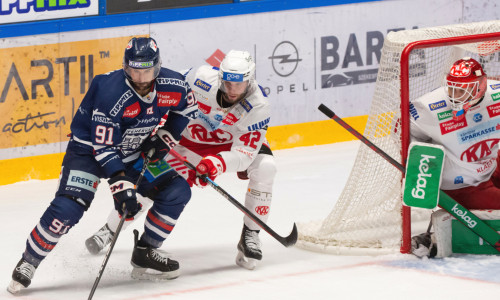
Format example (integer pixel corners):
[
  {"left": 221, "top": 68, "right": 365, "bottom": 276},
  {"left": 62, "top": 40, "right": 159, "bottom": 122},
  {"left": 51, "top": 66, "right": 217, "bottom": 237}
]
[{"left": 0, "top": 0, "right": 91, "bottom": 15}]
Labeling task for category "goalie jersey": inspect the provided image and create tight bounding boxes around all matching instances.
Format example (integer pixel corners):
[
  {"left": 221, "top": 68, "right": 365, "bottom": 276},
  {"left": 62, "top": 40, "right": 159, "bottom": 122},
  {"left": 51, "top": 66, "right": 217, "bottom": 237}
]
[
  {"left": 180, "top": 65, "right": 271, "bottom": 172},
  {"left": 70, "top": 68, "right": 197, "bottom": 178},
  {"left": 410, "top": 80, "right": 500, "bottom": 190}
]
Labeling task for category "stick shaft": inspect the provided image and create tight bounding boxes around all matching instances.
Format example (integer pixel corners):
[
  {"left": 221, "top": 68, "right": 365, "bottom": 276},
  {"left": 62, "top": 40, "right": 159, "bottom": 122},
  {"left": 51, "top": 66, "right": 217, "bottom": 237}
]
[
  {"left": 318, "top": 103, "right": 500, "bottom": 252},
  {"left": 88, "top": 154, "right": 151, "bottom": 300},
  {"left": 169, "top": 149, "right": 297, "bottom": 247}
]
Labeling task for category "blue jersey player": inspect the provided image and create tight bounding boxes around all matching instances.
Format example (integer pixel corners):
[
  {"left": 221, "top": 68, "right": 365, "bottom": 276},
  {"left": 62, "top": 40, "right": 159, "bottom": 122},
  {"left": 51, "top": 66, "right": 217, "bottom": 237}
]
[{"left": 7, "top": 37, "right": 197, "bottom": 294}]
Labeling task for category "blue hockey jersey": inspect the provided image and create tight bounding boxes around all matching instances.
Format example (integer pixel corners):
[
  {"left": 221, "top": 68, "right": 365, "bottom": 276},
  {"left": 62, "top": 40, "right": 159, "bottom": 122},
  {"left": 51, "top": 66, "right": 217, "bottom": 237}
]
[{"left": 70, "top": 68, "right": 197, "bottom": 178}]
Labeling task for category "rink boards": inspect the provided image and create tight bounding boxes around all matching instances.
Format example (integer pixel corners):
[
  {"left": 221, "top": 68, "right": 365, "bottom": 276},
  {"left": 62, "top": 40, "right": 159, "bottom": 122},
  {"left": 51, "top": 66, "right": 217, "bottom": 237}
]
[{"left": 0, "top": 0, "right": 490, "bottom": 185}]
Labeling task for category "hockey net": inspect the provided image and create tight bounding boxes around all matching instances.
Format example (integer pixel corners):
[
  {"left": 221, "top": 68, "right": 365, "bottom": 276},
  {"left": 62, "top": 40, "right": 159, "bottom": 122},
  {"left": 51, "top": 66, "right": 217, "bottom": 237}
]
[{"left": 297, "top": 20, "right": 500, "bottom": 255}]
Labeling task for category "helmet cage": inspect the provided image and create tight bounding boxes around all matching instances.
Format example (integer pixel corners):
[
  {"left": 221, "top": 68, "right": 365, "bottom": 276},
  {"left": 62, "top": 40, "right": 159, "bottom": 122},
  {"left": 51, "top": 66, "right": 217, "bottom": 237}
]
[
  {"left": 443, "top": 57, "right": 487, "bottom": 119},
  {"left": 445, "top": 80, "right": 480, "bottom": 111}
]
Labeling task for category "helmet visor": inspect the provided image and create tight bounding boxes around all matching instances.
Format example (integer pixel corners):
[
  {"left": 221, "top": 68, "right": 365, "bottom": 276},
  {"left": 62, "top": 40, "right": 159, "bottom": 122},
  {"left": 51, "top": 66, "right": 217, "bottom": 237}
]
[{"left": 124, "top": 62, "right": 159, "bottom": 84}]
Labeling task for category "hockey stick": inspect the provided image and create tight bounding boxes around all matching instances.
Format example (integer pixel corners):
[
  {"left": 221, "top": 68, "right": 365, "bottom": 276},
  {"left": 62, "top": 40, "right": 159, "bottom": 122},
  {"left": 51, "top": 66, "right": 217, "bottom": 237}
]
[
  {"left": 318, "top": 103, "right": 500, "bottom": 253},
  {"left": 88, "top": 152, "right": 152, "bottom": 300},
  {"left": 169, "top": 149, "right": 298, "bottom": 247}
]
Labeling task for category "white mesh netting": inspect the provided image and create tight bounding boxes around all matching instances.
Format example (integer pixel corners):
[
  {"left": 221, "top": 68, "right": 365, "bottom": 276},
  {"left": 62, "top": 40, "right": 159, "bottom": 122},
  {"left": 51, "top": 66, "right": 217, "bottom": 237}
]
[{"left": 297, "top": 20, "right": 500, "bottom": 255}]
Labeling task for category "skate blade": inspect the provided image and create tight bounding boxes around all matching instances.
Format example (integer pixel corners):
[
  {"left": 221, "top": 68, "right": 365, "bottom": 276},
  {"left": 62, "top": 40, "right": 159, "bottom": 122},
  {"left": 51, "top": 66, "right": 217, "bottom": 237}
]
[
  {"left": 235, "top": 251, "right": 258, "bottom": 270},
  {"left": 131, "top": 266, "right": 180, "bottom": 281},
  {"left": 7, "top": 280, "right": 24, "bottom": 294}
]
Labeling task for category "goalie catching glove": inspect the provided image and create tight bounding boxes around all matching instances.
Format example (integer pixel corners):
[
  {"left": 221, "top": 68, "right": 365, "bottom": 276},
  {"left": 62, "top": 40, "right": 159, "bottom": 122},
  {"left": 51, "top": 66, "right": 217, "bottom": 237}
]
[
  {"left": 108, "top": 175, "right": 142, "bottom": 218},
  {"left": 187, "top": 155, "right": 226, "bottom": 188},
  {"left": 141, "top": 129, "right": 178, "bottom": 163}
]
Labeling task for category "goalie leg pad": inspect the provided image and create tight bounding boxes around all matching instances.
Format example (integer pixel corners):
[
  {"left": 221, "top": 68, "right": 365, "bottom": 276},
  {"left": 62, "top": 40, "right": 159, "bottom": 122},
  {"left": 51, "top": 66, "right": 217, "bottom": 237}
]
[
  {"left": 432, "top": 208, "right": 500, "bottom": 257},
  {"left": 432, "top": 209, "right": 453, "bottom": 258}
]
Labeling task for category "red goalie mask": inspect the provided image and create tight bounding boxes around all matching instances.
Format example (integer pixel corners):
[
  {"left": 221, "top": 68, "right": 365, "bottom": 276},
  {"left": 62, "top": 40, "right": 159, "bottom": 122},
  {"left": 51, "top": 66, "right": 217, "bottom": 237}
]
[{"left": 444, "top": 57, "right": 487, "bottom": 121}]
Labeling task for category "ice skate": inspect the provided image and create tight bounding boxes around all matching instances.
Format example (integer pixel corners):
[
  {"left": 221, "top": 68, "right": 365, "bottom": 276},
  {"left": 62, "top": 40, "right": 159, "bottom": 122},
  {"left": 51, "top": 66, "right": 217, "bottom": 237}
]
[
  {"left": 235, "top": 224, "right": 262, "bottom": 270},
  {"left": 85, "top": 224, "right": 114, "bottom": 255},
  {"left": 130, "top": 230, "right": 180, "bottom": 280},
  {"left": 7, "top": 259, "right": 37, "bottom": 294},
  {"left": 411, "top": 232, "right": 437, "bottom": 258}
]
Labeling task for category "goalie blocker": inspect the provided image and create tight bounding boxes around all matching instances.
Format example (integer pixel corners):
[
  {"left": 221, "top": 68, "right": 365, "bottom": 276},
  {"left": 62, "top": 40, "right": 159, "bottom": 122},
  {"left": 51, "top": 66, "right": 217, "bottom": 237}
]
[
  {"left": 404, "top": 142, "right": 500, "bottom": 257},
  {"left": 318, "top": 104, "right": 500, "bottom": 257}
]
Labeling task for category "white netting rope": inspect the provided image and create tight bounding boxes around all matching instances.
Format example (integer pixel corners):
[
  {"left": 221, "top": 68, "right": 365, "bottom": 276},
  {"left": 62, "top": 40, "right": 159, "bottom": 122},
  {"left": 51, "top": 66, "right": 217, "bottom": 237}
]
[{"left": 297, "top": 20, "right": 500, "bottom": 255}]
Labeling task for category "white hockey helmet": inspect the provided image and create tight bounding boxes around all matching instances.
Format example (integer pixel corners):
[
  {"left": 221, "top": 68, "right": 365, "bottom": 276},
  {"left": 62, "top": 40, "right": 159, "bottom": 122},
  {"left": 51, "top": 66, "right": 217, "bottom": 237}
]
[
  {"left": 219, "top": 50, "right": 256, "bottom": 82},
  {"left": 218, "top": 50, "right": 256, "bottom": 99}
]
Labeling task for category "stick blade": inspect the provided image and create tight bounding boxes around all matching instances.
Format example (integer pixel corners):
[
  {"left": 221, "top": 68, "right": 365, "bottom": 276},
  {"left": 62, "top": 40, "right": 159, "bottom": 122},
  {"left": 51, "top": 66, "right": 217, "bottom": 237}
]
[{"left": 282, "top": 223, "right": 298, "bottom": 247}]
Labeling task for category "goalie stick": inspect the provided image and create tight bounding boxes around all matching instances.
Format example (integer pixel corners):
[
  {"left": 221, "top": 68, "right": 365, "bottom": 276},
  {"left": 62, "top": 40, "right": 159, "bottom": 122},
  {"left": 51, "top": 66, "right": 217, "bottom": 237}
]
[
  {"left": 88, "top": 150, "right": 153, "bottom": 300},
  {"left": 318, "top": 103, "right": 500, "bottom": 253},
  {"left": 169, "top": 149, "right": 298, "bottom": 247}
]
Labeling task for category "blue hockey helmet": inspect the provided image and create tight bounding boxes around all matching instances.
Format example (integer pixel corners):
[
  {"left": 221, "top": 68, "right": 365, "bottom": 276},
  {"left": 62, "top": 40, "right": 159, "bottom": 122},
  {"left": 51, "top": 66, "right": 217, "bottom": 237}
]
[{"left": 123, "top": 37, "right": 161, "bottom": 83}]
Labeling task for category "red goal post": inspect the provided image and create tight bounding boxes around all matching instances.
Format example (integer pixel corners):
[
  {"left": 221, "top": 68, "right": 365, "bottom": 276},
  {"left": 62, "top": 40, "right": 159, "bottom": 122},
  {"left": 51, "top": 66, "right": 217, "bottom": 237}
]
[
  {"left": 400, "top": 31, "right": 500, "bottom": 253},
  {"left": 297, "top": 21, "right": 500, "bottom": 255}
]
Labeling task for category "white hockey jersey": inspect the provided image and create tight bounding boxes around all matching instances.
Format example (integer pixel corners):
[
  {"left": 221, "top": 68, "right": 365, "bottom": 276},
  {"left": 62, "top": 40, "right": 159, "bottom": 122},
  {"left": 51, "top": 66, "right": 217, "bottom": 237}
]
[
  {"left": 180, "top": 65, "right": 271, "bottom": 172},
  {"left": 411, "top": 80, "right": 500, "bottom": 190}
]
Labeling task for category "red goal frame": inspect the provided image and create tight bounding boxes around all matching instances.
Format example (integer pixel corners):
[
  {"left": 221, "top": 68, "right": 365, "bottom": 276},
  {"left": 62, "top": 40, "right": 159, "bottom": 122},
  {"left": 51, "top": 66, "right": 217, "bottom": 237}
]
[{"left": 399, "top": 32, "right": 500, "bottom": 253}]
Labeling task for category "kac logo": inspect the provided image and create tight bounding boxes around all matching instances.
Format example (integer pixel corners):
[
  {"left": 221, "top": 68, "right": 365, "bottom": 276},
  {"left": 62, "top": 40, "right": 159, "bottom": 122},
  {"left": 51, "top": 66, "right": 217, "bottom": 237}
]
[{"left": 473, "top": 113, "right": 482, "bottom": 123}]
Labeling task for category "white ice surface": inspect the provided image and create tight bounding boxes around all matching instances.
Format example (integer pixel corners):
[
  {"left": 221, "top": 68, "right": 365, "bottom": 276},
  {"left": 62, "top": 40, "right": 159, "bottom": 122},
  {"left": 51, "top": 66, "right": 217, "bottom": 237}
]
[{"left": 1, "top": 141, "right": 500, "bottom": 300}]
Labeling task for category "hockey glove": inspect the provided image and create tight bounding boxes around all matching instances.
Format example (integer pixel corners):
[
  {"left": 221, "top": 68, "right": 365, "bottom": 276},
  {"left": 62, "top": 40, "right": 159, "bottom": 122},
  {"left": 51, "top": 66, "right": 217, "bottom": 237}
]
[
  {"left": 141, "top": 129, "right": 178, "bottom": 163},
  {"left": 108, "top": 175, "right": 141, "bottom": 218},
  {"left": 187, "top": 155, "right": 226, "bottom": 188}
]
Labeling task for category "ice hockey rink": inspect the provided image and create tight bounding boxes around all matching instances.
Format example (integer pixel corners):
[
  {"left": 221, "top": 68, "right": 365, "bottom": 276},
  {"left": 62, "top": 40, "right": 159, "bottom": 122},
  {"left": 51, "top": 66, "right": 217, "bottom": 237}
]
[{"left": 2, "top": 141, "right": 500, "bottom": 300}]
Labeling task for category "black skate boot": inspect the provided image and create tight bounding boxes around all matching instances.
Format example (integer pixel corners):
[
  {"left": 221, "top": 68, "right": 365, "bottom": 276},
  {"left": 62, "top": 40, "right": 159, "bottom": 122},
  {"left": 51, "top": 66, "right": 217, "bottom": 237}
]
[
  {"left": 7, "top": 259, "right": 37, "bottom": 294},
  {"left": 411, "top": 232, "right": 437, "bottom": 258},
  {"left": 85, "top": 224, "right": 115, "bottom": 255},
  {"left": 236, "top": 224, "right": 262, "bottom": 270},
  {"left": 130, "top": 230, "right": 180, "bottom": 280}
]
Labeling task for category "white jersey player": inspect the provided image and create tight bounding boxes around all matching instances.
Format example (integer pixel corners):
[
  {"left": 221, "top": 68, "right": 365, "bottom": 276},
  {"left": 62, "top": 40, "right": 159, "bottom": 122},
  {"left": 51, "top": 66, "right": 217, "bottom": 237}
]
[
  {"left": 85, "top": 50, "right": 276, "bottom": 270},
  {"left": 410, "top": 57, "right": 500, "bottom": 257}
]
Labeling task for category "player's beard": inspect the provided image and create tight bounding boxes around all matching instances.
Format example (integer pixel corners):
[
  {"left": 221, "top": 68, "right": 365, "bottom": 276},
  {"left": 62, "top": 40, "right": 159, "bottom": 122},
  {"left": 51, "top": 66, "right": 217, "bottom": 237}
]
[
  {"left": 223, "top": 92, "right": 246, "bottom": 105},
  {"left": 131, "top": 81, "right": 153, "bottom": 97},
  {"left": 225, "top": 93, "right": 243, "bottom": 103}
]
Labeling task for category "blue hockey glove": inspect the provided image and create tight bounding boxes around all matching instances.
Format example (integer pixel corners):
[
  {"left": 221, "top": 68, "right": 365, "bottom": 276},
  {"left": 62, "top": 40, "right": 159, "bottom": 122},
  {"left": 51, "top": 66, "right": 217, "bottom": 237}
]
[
  {"left": 108, "top": 175, "right": 141, "bottom": 218},
  {"left": 141, "top": 129, "right": 178, "bottom": 163}
]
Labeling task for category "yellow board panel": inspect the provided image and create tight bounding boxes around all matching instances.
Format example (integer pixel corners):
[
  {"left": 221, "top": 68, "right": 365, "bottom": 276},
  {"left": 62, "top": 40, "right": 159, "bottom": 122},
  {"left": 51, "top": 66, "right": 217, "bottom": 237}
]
[
  {"left": 0, "top": 35, "right": 146, "bottom": 149},
  {"left": 0, "top": 115, "right": 367, "bottom": 185},
  {"left": 267, "top": 115, "right": 367, "bottom": 150},
  {"left": 0, "top": 152, "right": 64, "bottom": 185}
]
